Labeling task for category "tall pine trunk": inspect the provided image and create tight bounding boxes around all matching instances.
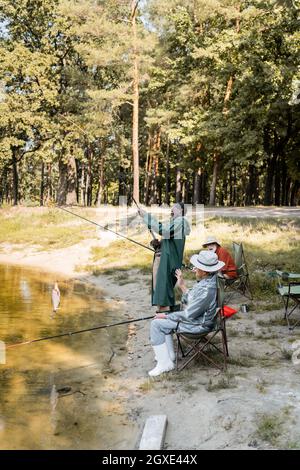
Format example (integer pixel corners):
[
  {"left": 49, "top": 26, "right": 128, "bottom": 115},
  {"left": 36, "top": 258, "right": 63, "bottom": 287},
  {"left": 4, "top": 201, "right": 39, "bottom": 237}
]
[
  {"left": 40, "top": 162, "right": 44, "bottom": 206},
  {"left": 144, "top": 131, "right": 153, "bottom": 205},
  {"left": 193, "top": 168, "right": 202, "bottom": 205},
  {"left": 66, "top": 155, "right": 77, "bottom": 205},
  {"left": 81, "top": 163, "right": 86, "bottom": 206},
  {"left": 97, "top": 156, "right": 105, "bottom": 206},
  {"left": 176, "top": 167, "right": 182, "bottom": 202},
  {"left": 209, "top": 153, "right": 219, "bottom": 206},
  {"left": 165, "top": 136, "right": 170, "bottom": 205},
  {"left": 131, "top": 0, "right": 140, "bottom": 203},
  {"left": 12, "top": 153, "right": 19, "bottom": 206},
  {"left": 281, "top": 156, "right": 287, "bottom": 206},
  {"left": 57, "top": 159, "right": 68, "bottom": 206},
  {"left": 290, "top": 180, "right": 299, "bottom": 206},
  {"left": 264, "top": 154, "right": 277, "bottom": 205},
  {"left": 274, "top": 154, "right": 281, "bottom": 206}
]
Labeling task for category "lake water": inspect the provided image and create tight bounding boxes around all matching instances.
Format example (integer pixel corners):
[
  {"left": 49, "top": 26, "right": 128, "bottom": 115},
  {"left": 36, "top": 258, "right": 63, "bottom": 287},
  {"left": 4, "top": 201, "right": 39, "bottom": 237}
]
[{"left": 0, "top": 264, "right": 136, "bottom": 449}]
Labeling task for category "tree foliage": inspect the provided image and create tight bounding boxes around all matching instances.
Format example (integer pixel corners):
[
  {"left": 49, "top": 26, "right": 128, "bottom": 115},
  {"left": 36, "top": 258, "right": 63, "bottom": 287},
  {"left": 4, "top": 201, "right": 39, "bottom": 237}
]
[{"left": 0, "top": 0, "right": 299, "bottom": 206}]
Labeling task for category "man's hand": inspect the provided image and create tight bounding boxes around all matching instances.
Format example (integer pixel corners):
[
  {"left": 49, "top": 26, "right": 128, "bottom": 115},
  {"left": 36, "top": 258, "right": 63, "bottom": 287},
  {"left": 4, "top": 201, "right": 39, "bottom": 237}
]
[
  {"left": 150, "top": 238, "right": 161, "bottom": 250},
  {"left": 175, "top": 269, "right": 184, "bottom": 287},
  {"left": 175, "top": 269, "right": 188, "bottom": 293},
  {"left": 154, "top": 313, "right": 168, "bottom": 319}
]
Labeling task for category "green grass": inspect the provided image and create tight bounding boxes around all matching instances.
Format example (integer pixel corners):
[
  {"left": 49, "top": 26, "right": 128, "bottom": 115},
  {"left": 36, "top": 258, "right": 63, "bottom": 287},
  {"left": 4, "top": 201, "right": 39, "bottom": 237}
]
[
  {"left": 89, "top": 239, "right": 153, "bottom": 273},
  {"left": 254, "top": 407, "right": 293, "bottom": 446},
  {"left": 254, "top": 413, "right": 284, "bottom": 445},
  {"left": 0, "top": 207, "right": 94, "bottom": 249},
  {"left": 138, "top": 379, "right": 155, "bottom": 392},
  {"left": 206, "top": 372, "right": 237, "bottom": 391},
  {"left": 256, "top": 316, "right": 287, "bottom": 327}
]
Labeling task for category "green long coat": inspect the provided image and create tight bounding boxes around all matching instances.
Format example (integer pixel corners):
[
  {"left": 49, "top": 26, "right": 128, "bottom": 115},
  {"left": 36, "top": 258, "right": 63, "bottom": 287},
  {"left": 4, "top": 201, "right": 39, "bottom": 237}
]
[{"left": 142, "top": 213, "right": 191, "bottom": 307}]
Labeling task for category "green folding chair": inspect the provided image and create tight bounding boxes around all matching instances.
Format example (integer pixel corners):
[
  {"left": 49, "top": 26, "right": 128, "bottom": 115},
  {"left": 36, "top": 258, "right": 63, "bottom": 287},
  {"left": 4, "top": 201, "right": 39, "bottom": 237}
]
[
  {"left": 175, "top": 276, "right": 228, "bottom": 372},
  {"left": 275, "top": 271, "right": 300, "bottom": 330},
  {"left": 225, "top": 242, "right": 253, "bottom": 300}
]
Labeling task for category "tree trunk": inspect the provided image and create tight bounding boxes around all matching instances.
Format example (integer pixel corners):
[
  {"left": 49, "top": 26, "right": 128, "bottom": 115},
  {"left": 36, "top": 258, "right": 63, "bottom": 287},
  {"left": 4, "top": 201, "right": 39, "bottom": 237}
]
[
  {"left": 176, "top": 167, "right": 182, "bottom": 202},
  {"left": 131, "top": 0, "right": 140, "bottom": 203},
  {"left": 165, "top": 136, "right": 170, "bottom": 205},
  {"left": 40, "top": 162, "right": 44, "bottom": 206},
  {"left": 81, "top": 163, "right": 86, "bottom": 206},
  {"left": 264, "top": 154, "right": 277, "bottom": 205},
  {"left": 285, "top": 177, "right": 291, "bottom": 206},
  {"left": 280, "top": 156, "right": 287, "bottom": 206},
  {"left": 150, "top": 127, "right": 161, "bottom": 204},
  {"left": 201, "top": 171, "right": 206, "bottom": 204},
  {"left": 57, "top": 159, "right": 68, "bottom": 206},
  {"left": 66, "top": 155, "right": 77, "bottom": 205},
  {"left": 233, "top": 164, "right": 237, "bottom": 205},
  {"left": 12, "top": 153, "right": 19, "bottom": 206},
  {"left": 97, "top": 156, "right": 105, "bottom": 206},
  {"left": 274, "top": 154, "right": 281, "bottom": 206},
  {"left": 209, "top": 153, "right": 219, "bottom": 206},
  {"left": 85, "top": 146, "right": 93, "bottom": 206},
  {"left": 144, "top": 131, "right": 152, "bottom": 205},
  {"left": 46, "top": 163, "right": 52, "bottom": 202},
  {"left": 193, "top": 168, "right": 202, "bottom": 205},
  {"left": 245, "top": 164, "right": 257, "bottom": 206},
  {"left": 229, "top": 169, "right": 233, "bottom": 206},
  {"left": 290, "top": 180, "right": 299, "bottom": 206}
]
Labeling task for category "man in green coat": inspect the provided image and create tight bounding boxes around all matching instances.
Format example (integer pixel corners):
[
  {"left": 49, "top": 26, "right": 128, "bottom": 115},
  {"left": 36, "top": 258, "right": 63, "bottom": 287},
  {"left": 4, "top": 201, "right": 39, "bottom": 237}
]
[{"left": 138, "top": 203, "right": 191, "bottom": 312}]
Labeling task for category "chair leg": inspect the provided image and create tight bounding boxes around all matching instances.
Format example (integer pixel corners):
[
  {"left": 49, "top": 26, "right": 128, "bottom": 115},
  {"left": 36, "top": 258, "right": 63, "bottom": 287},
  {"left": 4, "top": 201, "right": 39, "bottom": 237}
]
[
  {"left": 286, "top": 302, "right": 300, "bottom": 330},
  {"left": 222, "top": 323, "right": 229, "bottom": 357},
  {"left": 222, "top": 334, "right": 227, "bottom": 370},
  {"left": 176, "top": 329, "right": 228, "bottom": 372}
]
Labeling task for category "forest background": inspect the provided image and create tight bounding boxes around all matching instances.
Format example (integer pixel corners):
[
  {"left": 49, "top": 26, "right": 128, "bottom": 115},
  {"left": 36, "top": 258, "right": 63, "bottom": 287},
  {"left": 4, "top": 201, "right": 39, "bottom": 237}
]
[{"left": 0, "top": 0, "right": 299, "bottom": 208}]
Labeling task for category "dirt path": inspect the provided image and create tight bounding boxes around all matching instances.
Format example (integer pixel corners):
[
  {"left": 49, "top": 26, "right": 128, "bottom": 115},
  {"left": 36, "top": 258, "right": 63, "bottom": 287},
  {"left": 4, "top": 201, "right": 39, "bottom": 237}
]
[
  {"left": 203, "top": 206, "right": 300, "bottom": 219},
  {"left": 1, "top": 238, "right": 300, "bottom": 449}
]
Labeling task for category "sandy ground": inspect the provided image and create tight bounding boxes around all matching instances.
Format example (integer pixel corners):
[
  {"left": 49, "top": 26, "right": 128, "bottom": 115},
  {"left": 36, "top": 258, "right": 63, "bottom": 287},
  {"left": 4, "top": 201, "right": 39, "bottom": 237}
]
[{"left": 1, "top": 236, "right": 300, "bottom": 450}]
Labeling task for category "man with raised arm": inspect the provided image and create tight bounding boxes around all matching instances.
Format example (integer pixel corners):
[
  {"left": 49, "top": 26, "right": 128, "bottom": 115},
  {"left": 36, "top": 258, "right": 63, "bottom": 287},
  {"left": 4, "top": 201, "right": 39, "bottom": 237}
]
[{"left": 137, "top": 203, "right": 190, "bottom": 313}]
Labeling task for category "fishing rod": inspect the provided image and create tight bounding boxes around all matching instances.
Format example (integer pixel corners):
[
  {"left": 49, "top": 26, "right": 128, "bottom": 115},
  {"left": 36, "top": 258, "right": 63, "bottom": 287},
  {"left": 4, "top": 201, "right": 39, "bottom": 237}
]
[
  {"left": 133, "top": 196, "right": 156, "bottom": 242},
  {"left": 56, "top": 206, "right": 154, "bottom": 253},
  {"left": 133, "top": 197, "right": 164, "bottom": 255},
  {"left": 6, "top": 315, "right": 155, "bottom": 349}
]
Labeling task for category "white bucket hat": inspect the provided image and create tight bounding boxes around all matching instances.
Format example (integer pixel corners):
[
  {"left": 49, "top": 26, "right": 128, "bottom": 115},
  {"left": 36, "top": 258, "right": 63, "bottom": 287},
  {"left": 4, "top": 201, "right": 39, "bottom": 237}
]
[
  {"left": 190, "top": 250, "right": 225, "bottom": 272},
  {"left": 202, "top": 236, "right": 220, "bottom": 247}
]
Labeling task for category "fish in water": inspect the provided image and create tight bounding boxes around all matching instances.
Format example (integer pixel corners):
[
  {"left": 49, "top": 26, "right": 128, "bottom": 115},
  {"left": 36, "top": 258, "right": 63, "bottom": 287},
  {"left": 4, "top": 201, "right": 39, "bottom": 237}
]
[{"left": 51, "top": 282, "right": 60, "bottom": 312}]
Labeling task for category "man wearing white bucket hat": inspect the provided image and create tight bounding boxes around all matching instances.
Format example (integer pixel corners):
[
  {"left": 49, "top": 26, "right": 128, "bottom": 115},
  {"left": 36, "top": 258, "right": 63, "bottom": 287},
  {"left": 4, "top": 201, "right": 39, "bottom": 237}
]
[{"left": 148, "top": 250, "right": 225, "bottom": 377}]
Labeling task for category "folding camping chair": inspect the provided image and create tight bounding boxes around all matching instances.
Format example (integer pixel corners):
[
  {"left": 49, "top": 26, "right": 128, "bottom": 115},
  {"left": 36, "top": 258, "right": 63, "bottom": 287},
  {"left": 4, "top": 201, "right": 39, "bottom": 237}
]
[
  {"left": 275, "top": 271, "right": 300, "bottom": 330},
  {"left": 224, "top": 241, "right": 253, "bottom": 300},
  {"left": 175, "top": 277, "right": 229, "bottom": 372}
]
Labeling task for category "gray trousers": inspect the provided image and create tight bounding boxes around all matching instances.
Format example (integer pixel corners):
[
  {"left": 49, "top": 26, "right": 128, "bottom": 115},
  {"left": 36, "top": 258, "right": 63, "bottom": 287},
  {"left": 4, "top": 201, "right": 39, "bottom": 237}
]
[
  {"left": 150, "top": 318, "right": 214, "bottom": 346},
  {"left": 150, "top": 319, "right": 179, "bottom": 346}
]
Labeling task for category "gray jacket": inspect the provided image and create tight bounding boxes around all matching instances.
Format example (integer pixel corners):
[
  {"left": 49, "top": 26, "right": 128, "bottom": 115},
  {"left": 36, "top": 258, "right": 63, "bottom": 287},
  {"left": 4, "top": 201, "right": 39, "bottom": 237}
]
[{"left": 167, "top": 274, "right": 217, "bottom": 334}]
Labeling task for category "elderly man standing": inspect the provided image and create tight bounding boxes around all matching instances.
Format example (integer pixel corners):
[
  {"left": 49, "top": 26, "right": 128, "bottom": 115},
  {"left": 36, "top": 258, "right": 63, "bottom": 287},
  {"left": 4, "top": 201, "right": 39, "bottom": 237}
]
[
  {"left": 138, "top": 202, "right": 190, "bottom": 313},
  {"left": 147, "top": 250, "right": 225, "bottom": 377}
]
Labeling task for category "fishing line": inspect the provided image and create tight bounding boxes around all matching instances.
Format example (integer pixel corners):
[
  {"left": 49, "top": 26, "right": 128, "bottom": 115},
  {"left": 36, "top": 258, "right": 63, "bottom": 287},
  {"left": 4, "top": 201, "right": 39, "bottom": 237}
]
[
  {"left": 132, "top": 196, "right": 156, "bottom": 241},
  {"left": 56, "top": 206, "right": 155, "bottom": 253}
]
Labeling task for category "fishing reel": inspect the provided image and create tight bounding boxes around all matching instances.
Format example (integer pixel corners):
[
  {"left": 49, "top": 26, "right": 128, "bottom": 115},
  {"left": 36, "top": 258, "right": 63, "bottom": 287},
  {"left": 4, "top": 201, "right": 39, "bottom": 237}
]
[{"left": 150, "top": 238, "right": 161, "bottom": 251}]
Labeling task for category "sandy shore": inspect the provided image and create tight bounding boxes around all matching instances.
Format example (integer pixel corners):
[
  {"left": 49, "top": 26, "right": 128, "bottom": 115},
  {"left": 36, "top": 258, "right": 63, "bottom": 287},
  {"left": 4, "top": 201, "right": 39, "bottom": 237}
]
[{"left": 1, "top": 239, "right": 300, "bottom": 450}]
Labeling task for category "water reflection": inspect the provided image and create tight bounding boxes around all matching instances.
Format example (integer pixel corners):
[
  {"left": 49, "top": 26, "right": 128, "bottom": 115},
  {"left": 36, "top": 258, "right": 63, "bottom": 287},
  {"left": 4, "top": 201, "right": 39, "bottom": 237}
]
[{"left": 0, "top": 264, "right": 136, "bottom": 449}]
